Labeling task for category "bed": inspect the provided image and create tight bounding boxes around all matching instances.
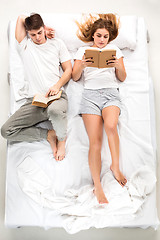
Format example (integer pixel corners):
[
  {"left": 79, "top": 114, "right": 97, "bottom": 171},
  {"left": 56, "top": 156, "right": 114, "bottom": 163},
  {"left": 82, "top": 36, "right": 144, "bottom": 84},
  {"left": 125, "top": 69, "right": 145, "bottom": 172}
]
[{"left": 5, "top": 13, "right": 159, "bottom": 234}]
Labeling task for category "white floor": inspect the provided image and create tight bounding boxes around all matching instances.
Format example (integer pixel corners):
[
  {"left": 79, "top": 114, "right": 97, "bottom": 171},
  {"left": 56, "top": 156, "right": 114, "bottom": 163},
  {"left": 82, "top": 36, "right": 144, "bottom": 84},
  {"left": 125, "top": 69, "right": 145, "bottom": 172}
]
[{"left": 0, "top": 0, "right": 160, "bottom": 239}]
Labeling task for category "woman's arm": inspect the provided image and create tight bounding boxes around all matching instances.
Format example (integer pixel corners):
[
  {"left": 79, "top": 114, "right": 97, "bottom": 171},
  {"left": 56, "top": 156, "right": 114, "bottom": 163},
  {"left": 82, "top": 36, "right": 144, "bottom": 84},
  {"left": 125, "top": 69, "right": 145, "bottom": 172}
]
[
  {"left": 72, "top": 56, "right": 92, "bottom": 81},
  {"left": 72, "top": 60, "right": 84, "bottom": 81},
  {"left": 115, "top": 57, "right": 127, "bottom": 82},
  {"left": 107, "top": 57, "right": 127, "bottom": 82}
]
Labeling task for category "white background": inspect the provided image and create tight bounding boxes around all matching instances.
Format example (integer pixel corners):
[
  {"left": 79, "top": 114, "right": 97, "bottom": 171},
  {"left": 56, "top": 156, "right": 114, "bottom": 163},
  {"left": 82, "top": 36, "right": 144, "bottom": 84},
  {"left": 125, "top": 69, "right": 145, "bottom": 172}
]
[{"left": 0, "top": 0, "right": 160, "bottom": 239}]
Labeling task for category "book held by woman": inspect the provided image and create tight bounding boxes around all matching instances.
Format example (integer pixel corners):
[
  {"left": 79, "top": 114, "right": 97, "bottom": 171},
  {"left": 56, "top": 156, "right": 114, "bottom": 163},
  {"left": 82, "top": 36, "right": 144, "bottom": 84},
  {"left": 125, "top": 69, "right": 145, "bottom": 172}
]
[{"left": 85, "top": 49, "right": 116, "bottom": 68}]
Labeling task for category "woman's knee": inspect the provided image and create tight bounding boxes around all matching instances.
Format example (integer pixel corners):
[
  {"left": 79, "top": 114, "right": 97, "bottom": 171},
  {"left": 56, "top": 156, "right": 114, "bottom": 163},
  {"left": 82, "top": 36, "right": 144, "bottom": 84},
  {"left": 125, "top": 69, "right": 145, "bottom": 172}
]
[{"left": 104, "top": 122, "right": 117, "bottom": 135}]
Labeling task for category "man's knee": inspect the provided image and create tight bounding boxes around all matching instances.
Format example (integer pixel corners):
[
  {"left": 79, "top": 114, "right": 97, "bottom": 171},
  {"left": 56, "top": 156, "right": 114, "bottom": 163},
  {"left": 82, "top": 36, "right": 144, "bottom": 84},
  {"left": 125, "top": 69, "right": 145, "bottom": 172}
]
[
  {"left": 48, "top": 106, "right": 66, "bottom": 118},
  {"left": 1, "top": 122, "right": 9, "bottom": 139}
]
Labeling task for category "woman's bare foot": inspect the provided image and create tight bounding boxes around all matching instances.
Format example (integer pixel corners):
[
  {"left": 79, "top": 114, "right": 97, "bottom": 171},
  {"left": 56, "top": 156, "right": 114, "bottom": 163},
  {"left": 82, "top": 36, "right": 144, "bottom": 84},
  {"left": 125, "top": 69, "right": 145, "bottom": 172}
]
[
  {"left": 110, "top": 165, "right": 127, "bottom": 187},
  {"left": 93, "top": 185, "right": 109, "bottom": 204},
  {"left": 55, "top": 139, "right": 66, "bottom": 161},
  {"left": 47, "top": 130, "right": 57, "bottom": 158}
]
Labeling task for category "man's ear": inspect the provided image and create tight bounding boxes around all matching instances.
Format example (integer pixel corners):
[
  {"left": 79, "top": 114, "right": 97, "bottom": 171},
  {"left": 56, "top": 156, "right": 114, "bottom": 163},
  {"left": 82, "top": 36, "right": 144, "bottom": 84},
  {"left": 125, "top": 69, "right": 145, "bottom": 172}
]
[
  {"left": 44, "top": 25, "right": 46, "bottom": 35},
  {"left": 26, "top": 31, "right": 30, "bottom": 38}
]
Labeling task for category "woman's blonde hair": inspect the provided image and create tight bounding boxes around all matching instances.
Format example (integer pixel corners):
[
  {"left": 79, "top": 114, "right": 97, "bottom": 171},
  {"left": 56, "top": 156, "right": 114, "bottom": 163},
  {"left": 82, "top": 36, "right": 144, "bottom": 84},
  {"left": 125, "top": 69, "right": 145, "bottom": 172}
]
[{"left": 76, "top": 13, "right": 120, "bottom": 43}]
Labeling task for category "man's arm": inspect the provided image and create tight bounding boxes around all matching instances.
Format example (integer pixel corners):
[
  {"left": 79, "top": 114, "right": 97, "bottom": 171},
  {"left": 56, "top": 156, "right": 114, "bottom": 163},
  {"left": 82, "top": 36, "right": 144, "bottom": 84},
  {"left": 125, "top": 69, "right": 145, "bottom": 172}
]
[
  {"left": 58, "top": 60, "right": 72, "bottom": 87},
  {"left": 45, "top": 60, "right": 72, "bottom": 97},
  {"left": 15, "top": 15, "right": 27, "bottom": 43}
]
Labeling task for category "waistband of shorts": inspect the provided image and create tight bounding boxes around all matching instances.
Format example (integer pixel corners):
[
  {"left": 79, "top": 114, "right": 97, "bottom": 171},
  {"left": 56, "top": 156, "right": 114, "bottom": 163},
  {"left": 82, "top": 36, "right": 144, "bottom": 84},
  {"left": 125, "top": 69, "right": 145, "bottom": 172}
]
[{"left": 83, "top": 88, "right": 119, "bottom": 93}]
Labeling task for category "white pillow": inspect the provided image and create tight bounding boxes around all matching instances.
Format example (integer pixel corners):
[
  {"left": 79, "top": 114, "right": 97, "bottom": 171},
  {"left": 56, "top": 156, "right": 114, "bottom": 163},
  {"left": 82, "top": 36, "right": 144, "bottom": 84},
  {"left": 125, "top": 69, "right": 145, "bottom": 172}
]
[
  {"left": 42, "top": 13, "right": 90, "bottom": 52},
  {"left": 112, "top": 15, "right": 138, "bottom": 50},
  {"left": 42, "top": 14, "right": 137, "bottom": 51}
]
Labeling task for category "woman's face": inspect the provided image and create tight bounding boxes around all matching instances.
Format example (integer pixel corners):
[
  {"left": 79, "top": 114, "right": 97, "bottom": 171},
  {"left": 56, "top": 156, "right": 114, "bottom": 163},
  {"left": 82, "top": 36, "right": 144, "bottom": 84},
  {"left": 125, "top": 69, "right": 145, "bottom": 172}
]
[{"left": 92, "top": 28, "right": 109, "bottom": 48}]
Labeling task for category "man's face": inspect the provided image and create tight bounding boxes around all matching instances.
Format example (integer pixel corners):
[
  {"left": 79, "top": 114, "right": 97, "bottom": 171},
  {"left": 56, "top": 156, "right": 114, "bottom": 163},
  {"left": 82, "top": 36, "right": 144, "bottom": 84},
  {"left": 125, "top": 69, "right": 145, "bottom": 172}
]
[{"left": 28, "top": 27, "right": 46, "bottom": 45}]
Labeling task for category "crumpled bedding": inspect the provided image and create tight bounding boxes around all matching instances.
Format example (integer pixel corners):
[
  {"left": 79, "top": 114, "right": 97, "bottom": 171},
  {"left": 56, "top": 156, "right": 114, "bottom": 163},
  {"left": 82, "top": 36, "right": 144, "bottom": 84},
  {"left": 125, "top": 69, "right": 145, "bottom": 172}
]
[{"left": 17, "top": 156, "right": 156, "bottom": 234}]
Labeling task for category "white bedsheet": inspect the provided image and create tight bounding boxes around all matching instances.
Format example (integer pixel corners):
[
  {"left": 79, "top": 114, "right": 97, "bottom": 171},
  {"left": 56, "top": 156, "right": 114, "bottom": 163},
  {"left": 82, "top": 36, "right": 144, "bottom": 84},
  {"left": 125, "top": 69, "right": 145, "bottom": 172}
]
[
  {"left": 16, "top": 156, "right": 156, "bottom": 234},
  {"left": 5, "top": 15, "right": 159, "bottom": 233}
]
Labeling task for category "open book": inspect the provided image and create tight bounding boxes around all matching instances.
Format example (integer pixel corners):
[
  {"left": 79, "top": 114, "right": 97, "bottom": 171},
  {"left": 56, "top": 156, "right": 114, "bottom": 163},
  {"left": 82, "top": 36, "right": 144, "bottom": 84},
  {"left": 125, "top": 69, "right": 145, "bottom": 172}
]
[
  {"left": 85, "top": 49, "right": 116, "bottom": 68},
  {"left": 32, "top": 90, "right": 62, "bottom": 108}
]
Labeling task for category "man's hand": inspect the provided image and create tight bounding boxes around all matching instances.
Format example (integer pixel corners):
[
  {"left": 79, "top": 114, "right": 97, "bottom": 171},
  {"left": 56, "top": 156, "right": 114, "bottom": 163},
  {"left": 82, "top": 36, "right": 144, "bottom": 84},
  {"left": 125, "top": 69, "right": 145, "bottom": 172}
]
[
  {"left": 45, "top": 26, "right": 55, "bottom": 39},
  {"left": 45, "top": 84, "right": 60, "bottom": 97}
]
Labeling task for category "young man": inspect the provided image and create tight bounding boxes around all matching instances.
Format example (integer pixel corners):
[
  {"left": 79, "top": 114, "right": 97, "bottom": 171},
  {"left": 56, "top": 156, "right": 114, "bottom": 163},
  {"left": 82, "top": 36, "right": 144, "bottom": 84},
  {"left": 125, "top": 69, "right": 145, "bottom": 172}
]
[{"left": 1, "top": 13, "right": 72, "bottom": 161}]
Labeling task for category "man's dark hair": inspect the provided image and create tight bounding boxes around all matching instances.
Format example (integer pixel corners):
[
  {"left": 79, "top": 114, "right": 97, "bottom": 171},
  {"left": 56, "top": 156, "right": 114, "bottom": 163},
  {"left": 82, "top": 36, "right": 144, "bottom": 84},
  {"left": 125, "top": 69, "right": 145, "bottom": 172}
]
[{"left": 25, "top": 13, "right": 44, "bottom": 31}]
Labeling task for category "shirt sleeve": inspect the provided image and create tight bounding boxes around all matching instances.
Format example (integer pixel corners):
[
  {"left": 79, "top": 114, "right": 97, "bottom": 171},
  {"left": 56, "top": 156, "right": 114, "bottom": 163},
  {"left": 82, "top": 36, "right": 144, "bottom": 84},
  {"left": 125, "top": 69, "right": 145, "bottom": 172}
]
[
  {"left": 15, "top": 36, "right": 28, "bottom": 54},
  {"left": 115, "top": 46, "right": 124, "bottom": 59},
  {"left": 58, "top": 39, "right": 71, "bottom": 63},
  {"left": 74, "top": 47, "right": 86, "bottom": 60}
]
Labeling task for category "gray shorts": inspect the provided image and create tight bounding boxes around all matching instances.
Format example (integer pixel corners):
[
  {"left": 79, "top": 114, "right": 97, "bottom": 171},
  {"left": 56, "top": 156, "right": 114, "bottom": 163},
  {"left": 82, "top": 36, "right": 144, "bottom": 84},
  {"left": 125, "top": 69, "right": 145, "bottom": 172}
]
[{"left": 79, "top": 88, "right": 121, "bottom": 116}]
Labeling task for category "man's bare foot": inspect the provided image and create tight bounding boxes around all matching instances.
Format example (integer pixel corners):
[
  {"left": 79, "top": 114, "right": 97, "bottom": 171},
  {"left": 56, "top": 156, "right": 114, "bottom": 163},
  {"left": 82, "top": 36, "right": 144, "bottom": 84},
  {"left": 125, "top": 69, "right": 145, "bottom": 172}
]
[
  {"left": 93, "top": 185, "right": 109, "bottom": 204},
  {"left": 110, "top": 165, "right": 127, "bottom": 187},
  {"left": 47, "top": 130, "right": 57, "bottom": 158},
  {"left": 55, "top": 139, "right": 66, "bottom": 161}
]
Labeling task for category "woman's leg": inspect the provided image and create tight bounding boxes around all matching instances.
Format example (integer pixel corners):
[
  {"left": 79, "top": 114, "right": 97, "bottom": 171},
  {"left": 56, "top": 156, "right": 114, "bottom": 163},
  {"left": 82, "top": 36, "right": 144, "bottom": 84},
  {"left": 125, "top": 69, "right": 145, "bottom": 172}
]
[
  {"left": 82, "top": 114, "right": 108, "bottom": 204},
  {"left": 102, "top": 106, "right": 127, "bottom": 187}
]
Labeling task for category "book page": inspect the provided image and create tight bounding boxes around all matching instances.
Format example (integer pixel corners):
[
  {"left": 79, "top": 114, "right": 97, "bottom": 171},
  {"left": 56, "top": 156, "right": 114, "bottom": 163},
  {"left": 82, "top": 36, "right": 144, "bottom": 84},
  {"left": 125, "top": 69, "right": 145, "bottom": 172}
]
[
  {"left": 33, "top": 94, "right": 48, "bottom": 104},
  {"left": 32, "top": 90, "right": 62, "bottom": 108}
]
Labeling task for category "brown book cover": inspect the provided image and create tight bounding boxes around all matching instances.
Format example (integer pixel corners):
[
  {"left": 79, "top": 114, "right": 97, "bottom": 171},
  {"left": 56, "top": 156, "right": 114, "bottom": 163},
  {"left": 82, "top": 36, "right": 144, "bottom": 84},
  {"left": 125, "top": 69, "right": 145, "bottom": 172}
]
[
  {"left": 85, "top": 49, "right": 116, "bottom": 68},
  {"left": 32, "top": 90, "right": 62, "bottom": 108}
]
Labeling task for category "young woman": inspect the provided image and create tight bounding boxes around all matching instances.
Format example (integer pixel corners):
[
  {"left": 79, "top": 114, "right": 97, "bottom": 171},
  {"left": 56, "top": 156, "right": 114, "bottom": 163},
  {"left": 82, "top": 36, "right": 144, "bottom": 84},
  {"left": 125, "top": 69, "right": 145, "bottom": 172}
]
[{"left": 72, "top": 14, "right": 127, "bottom": 204}]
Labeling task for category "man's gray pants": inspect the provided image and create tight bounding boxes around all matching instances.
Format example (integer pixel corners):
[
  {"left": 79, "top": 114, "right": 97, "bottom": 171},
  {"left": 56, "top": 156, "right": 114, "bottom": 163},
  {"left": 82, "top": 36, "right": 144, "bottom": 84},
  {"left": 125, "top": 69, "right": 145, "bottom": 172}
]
[{"left": 1, "top": 91, "right": 68, "bottom": 142}]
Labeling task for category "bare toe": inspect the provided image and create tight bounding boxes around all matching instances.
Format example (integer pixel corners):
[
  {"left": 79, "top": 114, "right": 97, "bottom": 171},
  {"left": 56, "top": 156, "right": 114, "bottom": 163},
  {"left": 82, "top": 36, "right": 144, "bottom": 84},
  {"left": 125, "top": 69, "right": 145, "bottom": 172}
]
[
  {"left": 55, "top": 154, "right": 65, "bottom": 161},
  {"left": 94, "top": 186, "right": 109, "bottom": 204},
  {"left": 110, "top": 166, "right": 127, "bottom": 187},
  {"left": 55, "top": 140, "right": 66, "bottom": 161}
]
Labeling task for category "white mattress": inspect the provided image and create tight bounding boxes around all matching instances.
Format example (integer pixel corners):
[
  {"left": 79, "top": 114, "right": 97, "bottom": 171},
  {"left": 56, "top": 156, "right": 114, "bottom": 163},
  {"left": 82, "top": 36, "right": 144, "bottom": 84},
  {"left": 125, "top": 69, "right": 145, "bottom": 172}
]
[{"left": 5, "top": 14, "right": 159, "bottom": 234}]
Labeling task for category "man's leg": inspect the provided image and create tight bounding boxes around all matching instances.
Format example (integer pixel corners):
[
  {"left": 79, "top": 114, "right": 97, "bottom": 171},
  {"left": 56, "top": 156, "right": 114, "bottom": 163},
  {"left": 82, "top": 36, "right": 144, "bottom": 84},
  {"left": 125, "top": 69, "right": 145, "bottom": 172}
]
[
  {"left": 1, "top": 98, "right": 48, "bottom": 142},
  {"left": 47, "top": 91, "right": 68, "bottom": 161}
]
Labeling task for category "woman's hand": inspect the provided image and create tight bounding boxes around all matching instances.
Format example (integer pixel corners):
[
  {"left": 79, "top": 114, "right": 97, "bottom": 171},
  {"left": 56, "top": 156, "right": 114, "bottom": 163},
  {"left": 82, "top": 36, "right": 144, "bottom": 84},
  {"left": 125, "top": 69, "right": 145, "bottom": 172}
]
[
  {"left": 45, "top": 26, "right": 55, "bottom": 39},
  {"left": 106, "top": 56, "right": 121, "bottom": 69},
  {"left": 108, "top": 56, "right": 126, "bottom": 82},
  {"left": 81, "top": 55, "right": 93, "bottom": 69},
  {"left": 72, "top": 55, "right": 92, "bottom": 81},
  {"left": 45, "top": 84, "right": 60, "bottom": 97}
]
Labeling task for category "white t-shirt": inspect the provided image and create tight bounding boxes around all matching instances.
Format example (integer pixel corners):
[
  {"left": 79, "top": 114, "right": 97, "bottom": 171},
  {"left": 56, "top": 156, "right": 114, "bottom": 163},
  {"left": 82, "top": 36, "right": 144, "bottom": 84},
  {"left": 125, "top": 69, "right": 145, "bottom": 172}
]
[
  {"left": 74, "top": 43, "right": 123, "bottom": 89},
  {"left": 16, "top": 37, "right": 71, "bottom": 97}
]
